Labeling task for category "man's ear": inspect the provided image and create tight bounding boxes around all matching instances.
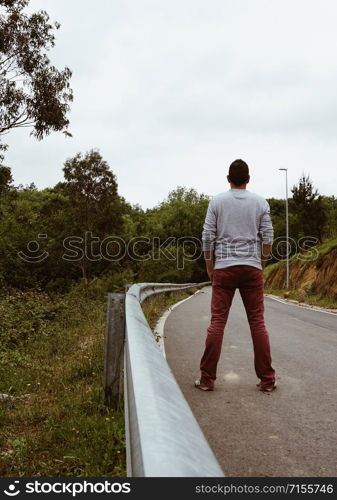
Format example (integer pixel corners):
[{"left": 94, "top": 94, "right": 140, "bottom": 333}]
[
  {"left": 246, "top": 175, "right": 250, "bottom": 184},
  {"left": 227, "top": 175, "right": 231, "bottom": 183}
]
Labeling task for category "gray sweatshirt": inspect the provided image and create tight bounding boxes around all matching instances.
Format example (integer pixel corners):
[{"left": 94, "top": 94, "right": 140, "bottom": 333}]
[{"left": 202, "top": 189, "right": 274, "bottom": 270}]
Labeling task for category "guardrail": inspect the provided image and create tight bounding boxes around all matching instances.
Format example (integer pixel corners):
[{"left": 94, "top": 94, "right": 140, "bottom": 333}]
[{"left": 104, "top": 282, "right": 224, "bottom": 477}]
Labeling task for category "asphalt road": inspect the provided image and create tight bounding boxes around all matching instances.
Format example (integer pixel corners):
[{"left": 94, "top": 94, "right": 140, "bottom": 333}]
[{"left": 164, "top": 286, "right": 337, "bottom": 477}]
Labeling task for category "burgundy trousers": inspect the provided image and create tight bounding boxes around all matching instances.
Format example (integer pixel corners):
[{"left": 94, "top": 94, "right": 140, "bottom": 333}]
[{"left": 200, "top": 265, "right": 275, "bottom": 390}]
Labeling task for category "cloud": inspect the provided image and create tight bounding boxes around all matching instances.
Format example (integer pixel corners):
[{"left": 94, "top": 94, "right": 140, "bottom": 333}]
[{"left": 4, "top": 0, "right": 337, "bottom": 208}]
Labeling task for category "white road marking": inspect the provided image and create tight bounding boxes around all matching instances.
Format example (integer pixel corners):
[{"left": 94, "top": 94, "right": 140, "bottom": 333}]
[
  {"left": 153, "top": 289, "right": 203, "bottom": 358},
  {"left": 223, "top": 371, "right": 240, "bottom": 382},
  {"left": 265, "top": 294, "right": 337, "bottom": 316}
]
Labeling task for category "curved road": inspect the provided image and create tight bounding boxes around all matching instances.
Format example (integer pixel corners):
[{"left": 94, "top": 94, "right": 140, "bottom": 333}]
[{"left": 164, "top": 287, "right": 337, "bottom": 477}]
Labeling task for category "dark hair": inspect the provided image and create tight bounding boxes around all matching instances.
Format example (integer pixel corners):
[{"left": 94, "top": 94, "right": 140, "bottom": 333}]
[{"left": 228, "top": 159, "right": 249, "bottom": 186}]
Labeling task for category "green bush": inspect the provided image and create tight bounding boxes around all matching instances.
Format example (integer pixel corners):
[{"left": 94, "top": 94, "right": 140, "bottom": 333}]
[{"left": 0, "top": 290, "right": 66, "bottom": 347}]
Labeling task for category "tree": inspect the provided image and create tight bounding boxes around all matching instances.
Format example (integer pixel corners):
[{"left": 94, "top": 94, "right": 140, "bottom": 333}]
[
  {"left": 0, "top": 0, "right": 73, "bottom": 161},
  {"left": 0, "top": 165, "right": 12, "bottom": 195},
  {"left": 0, "top": 164, "right": 14, "bottom": 234},
  {"left": 142, "top": 187, "right": 210, "bottom": 281},
  {"left": 146, "top": 186, "right": 209, "bottom": 239},
  {"left": 322, "top": 196, "right": 337, "bottom": 239},
  {"left": 62, "top": 150, "right": 119, "bottom": 230},
  {"left": 58, "top": 150, "right": 124, "bottom": 286},
  {"left": 0, "top": 187, "right": 52, "bottom": 289},
  {"left": 291, "top": 174, "right": 326, "bottom": 244}
]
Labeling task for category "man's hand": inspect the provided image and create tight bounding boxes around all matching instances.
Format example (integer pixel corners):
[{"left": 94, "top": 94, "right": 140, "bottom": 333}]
[
  {"left": 204, "top": 250, "right": 214, "bottom": 282},
  {"left": 261, "top": 244, "right": 272, "bottom": 269},
  {"left": 207, "top": 269, "right": 214, "bottom": 282}
]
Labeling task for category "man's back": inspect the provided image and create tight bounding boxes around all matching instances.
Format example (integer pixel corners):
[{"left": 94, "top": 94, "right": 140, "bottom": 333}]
[{"left": 202, "top": 189, "right": 273, "bottom": 270}]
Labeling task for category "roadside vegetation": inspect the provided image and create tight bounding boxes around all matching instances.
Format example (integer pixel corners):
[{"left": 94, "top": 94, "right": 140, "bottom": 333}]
[
  {"left": 264, "top": 238, "right": 337, "bottom": 310},
  {"left": 264, "top": 287, "right": 337, "bottom": 310},
  {"left": 0, "top": 286, "right": 126, "bottom": 477}
]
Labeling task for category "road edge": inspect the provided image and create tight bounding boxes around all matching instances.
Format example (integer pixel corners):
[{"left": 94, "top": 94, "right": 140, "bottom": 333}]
[
  {"left": 153, "top": 289, "right": 206, "bottom": 358},
  {"left": 265, "top": 293, "right": 337, "bottom": 315}
]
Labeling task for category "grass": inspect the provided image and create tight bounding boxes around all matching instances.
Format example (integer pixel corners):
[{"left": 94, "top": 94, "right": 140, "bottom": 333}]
[
  {"left": 264, "top": 237, "right": 337, "bottom": 309},
  {"left": 0, "top": 284, "right": 202, "bottom": 477},
  {"left": 142, "top": 287, "right": 200, "bottom": 330},
  {"left": 314, "top": 237, "right": 337, "bottom": 258},
  {"left": 263, "top": 259, "right": 284, "bottom": 279},
  {"left": 0, "top": 288, "right": 126, "bottom": 477},
  {"left": 264, "top": 237, "right": 337, "bottom": 278}
]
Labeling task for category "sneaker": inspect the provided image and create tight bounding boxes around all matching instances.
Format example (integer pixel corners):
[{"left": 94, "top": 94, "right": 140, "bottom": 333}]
[
  {"left": 257, "top": 381, "right": 277, "bottom": 392},
  {"left": 194, "top": 379, "right": 214, "bottom": 391}
]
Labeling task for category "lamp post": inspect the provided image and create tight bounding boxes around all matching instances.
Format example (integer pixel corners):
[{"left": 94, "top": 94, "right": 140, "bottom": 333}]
[{"left": 279, "top": 168, "right": 289, "bottom": 289}]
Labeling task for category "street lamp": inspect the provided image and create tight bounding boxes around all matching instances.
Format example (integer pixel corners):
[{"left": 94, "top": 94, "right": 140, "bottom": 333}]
[{"left": 279, "top": 168, "right": 289, "bottom": 289}]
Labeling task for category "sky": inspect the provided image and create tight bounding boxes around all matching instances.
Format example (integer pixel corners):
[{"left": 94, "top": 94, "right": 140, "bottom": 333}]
[{"left": 3, "top": 0, "right": 337, "bottom": 209}]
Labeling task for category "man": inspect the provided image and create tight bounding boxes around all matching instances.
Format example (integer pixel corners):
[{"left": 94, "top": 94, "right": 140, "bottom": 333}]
[{"left": 195, "top": 159, "right": 276, "bottom": 393}]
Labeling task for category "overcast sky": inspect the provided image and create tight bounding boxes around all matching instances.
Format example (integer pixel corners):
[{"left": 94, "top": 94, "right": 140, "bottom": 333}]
[{"left": 4, "top": 0, "right": 337, "bottom": 208}]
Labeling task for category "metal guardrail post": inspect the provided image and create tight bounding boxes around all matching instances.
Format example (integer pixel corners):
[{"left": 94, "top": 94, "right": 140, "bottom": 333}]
[{"left": 103, "top": 292, "right": 125, "bottom": 407}]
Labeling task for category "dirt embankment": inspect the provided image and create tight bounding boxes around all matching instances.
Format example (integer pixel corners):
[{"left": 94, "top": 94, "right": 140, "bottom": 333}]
[{"left": 265, "top": 247, "right": 337, "bottom": 300}]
